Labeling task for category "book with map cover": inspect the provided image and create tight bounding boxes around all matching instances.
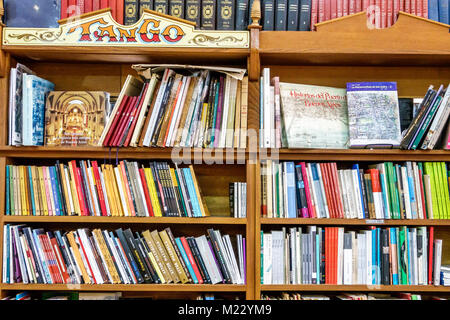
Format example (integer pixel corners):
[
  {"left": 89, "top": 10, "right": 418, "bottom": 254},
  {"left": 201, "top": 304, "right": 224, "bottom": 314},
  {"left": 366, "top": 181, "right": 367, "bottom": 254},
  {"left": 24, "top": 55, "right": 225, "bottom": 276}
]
[
  {"left": 44, "top": 91, "right": 110, "bottom": 146},
  {"left": 279, "top": 82, "right": 349, "bottom": 149},
  {"left": 346, "top": 82, "right": 402, "bottom": 148}
]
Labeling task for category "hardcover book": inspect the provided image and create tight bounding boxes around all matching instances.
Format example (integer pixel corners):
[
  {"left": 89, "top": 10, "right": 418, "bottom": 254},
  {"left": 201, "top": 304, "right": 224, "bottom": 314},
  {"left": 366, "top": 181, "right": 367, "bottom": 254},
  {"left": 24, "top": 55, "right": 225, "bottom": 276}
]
[
  {"left": 201, "top": 0, "right": 217, "bottom": 29},
  {"left": 154, "top": 0, "right": 169, "bottom": 14},
  {"left": 169, "top": 0, "right": 185, "bottom": 19},
  {"left": 279, "top": 82, "right": 349, "bottom": 149},
  {"left": 346, "top": 82, "right": 402, "bottom": 148},
  {"left": 186, "top": 0, "right": 201, "bottom": 26},
  {"left": 44, "top": 92, "right": 110, "bottom": 146},
  {"left": 235, "top": 0, "right": 249, "bottom": 30},
  {"left": 217, "top": 0, "right": 236, "bottom": 30},
  {"left": 124, "top": 0, "right": 139, "bottom": 25}
]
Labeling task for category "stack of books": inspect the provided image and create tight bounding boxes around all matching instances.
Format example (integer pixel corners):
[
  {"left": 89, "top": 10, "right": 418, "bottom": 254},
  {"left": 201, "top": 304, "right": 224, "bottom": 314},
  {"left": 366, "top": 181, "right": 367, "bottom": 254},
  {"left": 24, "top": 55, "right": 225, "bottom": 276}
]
[
  {"left": 261, "top": 161, "right": 450, "bottom": 220},
  {"left": 6, "top": 161, "right": 213, "bottom": 218},
  {"left": 3, "top": 225, "right": 246, "bottom": 285},
  {"left": 260, "top": 226, "right": 442, "bottom": 286}
]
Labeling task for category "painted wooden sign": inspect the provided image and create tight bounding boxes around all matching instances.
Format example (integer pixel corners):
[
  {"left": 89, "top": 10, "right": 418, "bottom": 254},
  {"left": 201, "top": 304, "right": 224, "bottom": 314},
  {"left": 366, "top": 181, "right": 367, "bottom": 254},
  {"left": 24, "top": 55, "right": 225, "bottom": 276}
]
[{"left": 3, "top": 8, "right": 249, "bottom": 48}]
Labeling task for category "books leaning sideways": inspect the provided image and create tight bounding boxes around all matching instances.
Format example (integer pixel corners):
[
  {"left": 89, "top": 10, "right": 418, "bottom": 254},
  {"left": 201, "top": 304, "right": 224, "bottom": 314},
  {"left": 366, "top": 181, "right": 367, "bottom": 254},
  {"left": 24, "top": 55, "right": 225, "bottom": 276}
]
[
  {"left": 261, "top": 226, "right": 442, "bottom": 286},
  {"left": 2, "top": 225, "right": 246, "bottom": 285},
  {"left": 99, "top": 65, "right": 248, "bottom": 149},
  {"left": 6, "top": 161, "right": 213, "bottom": 218},
  {"left": 261, "top": 160, "right": 450, "bottom": 219}
]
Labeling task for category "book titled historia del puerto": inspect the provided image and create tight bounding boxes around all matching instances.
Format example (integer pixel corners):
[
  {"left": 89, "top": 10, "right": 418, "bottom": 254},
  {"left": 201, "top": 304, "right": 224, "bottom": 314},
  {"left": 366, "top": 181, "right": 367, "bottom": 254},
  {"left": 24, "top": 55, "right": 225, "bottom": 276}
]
[{"left": 279, "top": 82, "right": 349, "bottom": 149}]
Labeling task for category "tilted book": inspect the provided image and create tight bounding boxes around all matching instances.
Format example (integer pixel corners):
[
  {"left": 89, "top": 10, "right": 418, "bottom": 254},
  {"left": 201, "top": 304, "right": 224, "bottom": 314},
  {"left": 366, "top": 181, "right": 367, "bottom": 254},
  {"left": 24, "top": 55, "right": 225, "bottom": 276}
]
[
  {"left": 44, "top": 92, "right": 110, "bottom": 146},
  {"left": 346, "top": 82, "right": 402, "bottom": 148},
  {"left": 279, "top": 82, "right": 348, "bottom": 149}
]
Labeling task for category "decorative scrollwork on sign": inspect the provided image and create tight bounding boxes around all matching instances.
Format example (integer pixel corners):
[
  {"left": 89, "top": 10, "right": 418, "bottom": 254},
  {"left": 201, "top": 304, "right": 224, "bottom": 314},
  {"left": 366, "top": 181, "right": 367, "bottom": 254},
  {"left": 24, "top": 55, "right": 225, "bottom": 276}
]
[
  {"left": 8, "top": 28, "right": 64, "bottom": 43},
  {"left": 188, "top": 34, "right": 244, "bottom": 46}
]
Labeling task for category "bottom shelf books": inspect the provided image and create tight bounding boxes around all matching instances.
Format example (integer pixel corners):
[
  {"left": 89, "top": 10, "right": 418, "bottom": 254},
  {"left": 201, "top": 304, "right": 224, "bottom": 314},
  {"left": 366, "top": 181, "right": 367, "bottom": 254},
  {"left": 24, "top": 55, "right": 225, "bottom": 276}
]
[
  {"left": 261, "top": 226, "right": 443, "bottom": 286},
  {"left": 261, "top": 293, "right": 447, "bottom": 300},
  {"left": 2, "top": 225, "right": 246, "bottom": 285}
]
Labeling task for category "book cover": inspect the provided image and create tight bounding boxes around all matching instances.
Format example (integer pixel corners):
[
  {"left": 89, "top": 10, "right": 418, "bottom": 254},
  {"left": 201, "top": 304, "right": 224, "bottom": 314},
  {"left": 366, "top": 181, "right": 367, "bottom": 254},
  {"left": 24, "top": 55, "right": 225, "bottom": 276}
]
[
  {"left": 186, "top": 0, "right": 201, "bottom": 27},
  {"left": 140, "top": 0, "right": 154, "bottom": 16},
  {"left": 154, "top": 0, "right": 169, "bottom": 14},
  {"left": 169, "top": 0, "right": 185, "bottom": 19},
  {"left": 235, "top": 0, "right": 249, "bottom": 29},
  {"left": 346, "top": 82, "right": 402, "bottom": 148},
  {"left": 279, "top": 82, "right": 348, "bottom": 149},
  {"left": 263, "top": 0, "right": 275, "bottom": 29},
  {"left": 438, "top": 0, "right": 449, "bottom": 24},
  {"left": 275, "top": 0, "right": 288, "bottom": 30},
  {"left": 124, "top": 0, "right": 139, "bottom": 25},
  {"left": 299, "top": 0, "right": 311, "bottom": 30},
  {"left": 201, "top": 0, "right": 217, "bottom": 29},
  {"left": 286, "top": 0, "right": 299, "bottom": 30},
  {"left": 217, "top": 0, "right": 236, "bottom": 30},
  {"left": 44, "top": 92, "right": 109, "bottom": 147}
]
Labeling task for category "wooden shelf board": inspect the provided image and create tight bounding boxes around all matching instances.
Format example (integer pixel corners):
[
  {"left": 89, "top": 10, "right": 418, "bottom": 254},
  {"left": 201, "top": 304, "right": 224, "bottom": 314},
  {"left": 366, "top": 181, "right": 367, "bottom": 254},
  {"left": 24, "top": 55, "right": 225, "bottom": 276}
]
[
  {"left": 2, "top": 45, "right": 249, "bottom": 65},
  {"left": 262, "top": 149, "right": 450, "bottom": 161},
  {"left": 3, "top": 216, "right": 246, "bottom": 225},
  {"left": 260, "top": 218, "right": 450, "bottom": 226},
  {"left": 261, "top": 285, "right": 450, "bottom": 292},
  {"left": 0, "top": 283, "right": 247, "bottom": 292}
]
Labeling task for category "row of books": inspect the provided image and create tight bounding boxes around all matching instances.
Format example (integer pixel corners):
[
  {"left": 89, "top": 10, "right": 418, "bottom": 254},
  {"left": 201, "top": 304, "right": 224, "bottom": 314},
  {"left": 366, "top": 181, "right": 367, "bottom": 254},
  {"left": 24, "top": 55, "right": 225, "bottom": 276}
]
[
  {"left": 261, "top": 161, "right": 450, "bottom": 220},
  {"left": 3, "top": 225, "right": 246, "bottom": 285},
  {"left": 5, "top": 161, "right": 215, "bottom": 218},
  {"left": 100, "top": 66, "right": 248, "bottom": 149},
  {"left": 261, "top": 293, "right": 444, "bottom": 300},
  {"left": 230, "top": 182, "right": 247, "bottom": 218},
  {"left": 261, "top": 0, "right": 435, "bottom": 31},
  {"left": 260, "top": 68, "right": 450, "bottom": 150},
  {"left": 261, "top": 226, "right": 442, "bottom": 286},
  {"left": 1, "top": 291, "right": 123, "bottom": 300}
]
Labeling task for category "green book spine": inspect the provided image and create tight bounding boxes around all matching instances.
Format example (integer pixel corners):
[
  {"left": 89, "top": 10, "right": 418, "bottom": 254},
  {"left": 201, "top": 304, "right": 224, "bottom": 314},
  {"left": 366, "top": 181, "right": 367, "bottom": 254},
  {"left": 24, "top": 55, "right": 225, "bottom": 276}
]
[
  {"left": 437, "top": 162, "right": 449, "bottom": 219},
  {"left": 260, "top": 231, "right": 264, "bottom": 284},
  {"left": 394, "top": 164, "right": 404, "bottom": 219},
  {"left": 425, "top": 163, "right": 439, "bottom": 219},
  {"left": 399, "top": 226, "right": 408, "bottom": 285},
  {"left": 442, "top": 162, "right": 450, "bottom": 219},
  {"left": 417, "top": 162, "right": 429, "bottom": 219},
  {"left": 383, "top": 163, "right": 393, "bottom": 218},
  {"left": 395, "top": 227, "right": 401, "bottom": 283},
  {"left": 411, "top": 95, "right": 443, "bottom": 150},
  {"left": 387, "top": 162, "right": 400, "bottom": 219},
  {"left": 433, "top": 162, "right": 444, "bottom": 219}
]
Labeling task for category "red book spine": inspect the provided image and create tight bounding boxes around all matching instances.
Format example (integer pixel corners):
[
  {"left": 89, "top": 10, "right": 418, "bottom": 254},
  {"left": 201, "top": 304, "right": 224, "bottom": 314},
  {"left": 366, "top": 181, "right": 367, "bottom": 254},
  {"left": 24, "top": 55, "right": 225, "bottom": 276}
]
[
  {"left": 320, "top": 163, "right": 335, "bottom": 218},
  {"left": 300, "top": 162, "right": 313, "bottom": 218},
  {"left": 125, "top": 85, "right": 149, "bottom": 147},
  {"left": 110, "top": 0, "right": 117, "bottom": 21},
  {"left": 411, "top": 0, "right": 416, "bottom": 15},
  {"left": 93, "top": 0, "right": 101, "bottom": 11},
  {"left": 311, "top": 0, "right": 319, "bottom": 30},
  {"left": 331, "top": 0, "right": 338, "bottom": 19},
  {"left": 428, "top": 227, "right": 434, "bottom": 285},
  {"left": 325, "top": 228, "right": 330, "bottom": 284},
  {"left": 138, "top": 167, "right": 154, "bottom": 217},
  {"left": 381, "top": 0, "right": 387, "bottom": 28},
  {"left": 100, "top": 0, "right": 109, "bottom": 9},
  {"left": 418, "top": 168, "right": 427, "bottom": 219},
  {"left": 76, "top": 232, "right": 97, "bottom": 284},
  {"left": 400, "top": 0, "right": 404, "bottom": 11},
  {"left": 75, "top": 166, "right": 90, "bottom": 216},
  {"left": 333, "top": 228, "right": 338, "bottom": 284},
  {"left": 387, "top": 0, "right": 393, "bottom": 27},
  {"left": 393, "top": 0, "right": 399, "bottom": 22},
  {"left": 119, "top": 161, "right": 137, "bottom": 217},
  {"left": 43, "top": 235, "right": 63, "bottom": 284},
  {"left": 180, "top": 237, "right": 204, "bottom": 284},
  {"left": 329, "top": 163, "right": 342, "bottom": 219},
  {"left": 318, "top": 0, "right": 326, "bottom": 22},
  {"left": 422, "top": 0, "right": 428, "bottom": 18},
  {"left": 92, "top": 161, "right": 108, "bottom": 216},
  {"left": 324, "top": 0, "right": 331, "bottom": 20},
  {"left": 405, "top": 0, "right": 410, "bottom": 13},
  {"left": 356, "top": 0, "right": 362, "bottom": 11},
  {"left": 49, "top": 236, "right": 70, "bottom": 283},
  {"left": 331, "top": 163, "right": 345, "bottom": 219},
  {"left": 85, "top": 0, "right": 93, "bottom": 13},
  {"left": 103, "top": 96, "right": 129, "bottom": 146},
  {"left": 70, "top": 161, "right": 87, "bottom": 216},
  {"left": 362, "top": 0, "right": 369, "bottom": 10},
  {"left": 112, "top": 96, "right": 136, "bottom": 147},
  {"left": 38, "top": 235, "right": 58, "bottom": 283},
  {"left": 337, "top": 0, "right": 343, "bottom": 17},
  {"left": 343, "top": 0, "right": 349, "bottom": 15},
  {"left": 61, "top": 0, "right": 69, "bottom": 19},
  {"left": 77, "top": 0, "right": 85, "bottom": 14},
  {"left": 116, "top": 0, "right": 124, "bottom": 24},
  {"left": 324, "top": 163, "right": 338, "bottom": 219},
  {"left": 375, "top": 0, "right": 381, "bottom": 28},
  {"left": 416, "top": 0, "right": 423, "bottom": 16},
  {"left": 349, "top": 0, "right": 356, "bottom": 14}
]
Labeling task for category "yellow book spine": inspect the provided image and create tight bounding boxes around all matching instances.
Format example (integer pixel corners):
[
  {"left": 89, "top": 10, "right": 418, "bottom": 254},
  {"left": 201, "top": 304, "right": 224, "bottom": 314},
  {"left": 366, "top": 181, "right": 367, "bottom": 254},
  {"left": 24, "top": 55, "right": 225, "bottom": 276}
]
[
  {"left": 13, "top": 166, "right": 20, "bottom": 216},
  {"left": 101, "top": 165, "right": 116, "bottom": 217},
  {"left": 148, "top": 251, "right": 166, "bottom": 284},
  {"left": 19, "top": 166, "right": 27, "bottom": 216},
  {"left": 67, "top": 163, "right": 81, "bottom": 216},
  {"left": 433, "top": 162, "right": 443, "bottom": 219},
  {"left": 159, "top": 230, "right": 189, "bottom": 284},
  {"left": 425, "top": 163, "right": 438, "bottom": 219},
  {"left": 189, "top": 165, "right": 209, "bottom": 216},
  {"left": 30, "top": 166, "right": 40, "bottom": 216},
  {"left": 113, "top": 166, "right": 129, "bottom": 217},
  {"left": 142, "top": 230, "right": 173, "bottom": 283},
  {"left": 109, "top": 165, "right": 124, "bottom": 217},
  {"left": 38, "top": 167, "right": 49, "bottom": 216},
  {"left": 144, "top": 167, "right": 162, "bottom": 217}
]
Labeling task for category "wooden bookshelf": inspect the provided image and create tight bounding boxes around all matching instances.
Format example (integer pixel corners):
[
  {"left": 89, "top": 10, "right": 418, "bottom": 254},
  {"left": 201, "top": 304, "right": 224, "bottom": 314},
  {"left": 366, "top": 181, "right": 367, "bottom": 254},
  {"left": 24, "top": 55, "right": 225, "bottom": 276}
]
[{"left": 1, "top": 1, "right": 450, "bottom": 301}]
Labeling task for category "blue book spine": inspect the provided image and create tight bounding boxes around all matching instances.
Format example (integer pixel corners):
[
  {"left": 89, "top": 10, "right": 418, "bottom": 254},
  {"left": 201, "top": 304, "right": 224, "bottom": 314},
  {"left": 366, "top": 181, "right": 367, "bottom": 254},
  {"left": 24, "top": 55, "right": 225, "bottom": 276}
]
[
  {"left": 115, "top": 229, "right": 143, "bottom": 283},
  {"left": 30, "top": 77, "right": 54, "bottom": 146},
  {"left": 6, "top": 166, "right": 10, "bottom": 216},
  {"left": 352, "top": 164, "right": 366, "bottom": 219},
  {"left": 316, "top": 233, "right": 320, "bottom": 284},
  {"left": 49, "top": 167, "right": 60, "bottom": 216},
  {"left": 5, "top": 224, "right": 10, "bottom": 283},
  {"left": 376, "top": 228, "right": 381, "bottom": 285},
  {"left": 175, "top": 237, "right": 198, "bottom": 283},
  {"left": 407, "top": 175, "right": 417, "bottom": 219},
  {"left": 299, "top": 0, "right": 311, "bottom": 31},
  {"left": 372, "top": 229, "right": 376, "bottom": 284},
  {"left": 27, "top": 166, "right": 36, "bottom": 216},
  {"left": 53, "top": 165, "right": 65, "bottom": 216},
  {"left": 287, "top": 0, "right": 299, "bottom": 30},
  {"left": 429, "top": 0, "right": 439, "bottom": 21},
  {"left": 183, "top": 168, "right": 201, "bottom": 217},
  {"left": 262, "top": 0, "right": 275, "bottom": 30},
  {"left": 311, "top": 164, "right": 325, "bottom": 217},
  {"left": 438, "top": 0, "right": 449, "bottom": 23},
  {"left": 390, "top": 228, "right": 399, "bottom": 285},
  {"left": 110, "top": 231, "right": 133, "bottom": 283},
  {"left": 407, "top": 229, "right": 412, "bottom": 285},
  {"left": 379, "top": 172, "right": 389, "bottom": 219},
  {"left": 285, "top": 162, "right": 297, "bottom": 218},
  {"left": 235, "top": 0, "right": 249, "bottom": 30},
  {"left": 275, "top": 0, "right": 288, "bottom": 30}
]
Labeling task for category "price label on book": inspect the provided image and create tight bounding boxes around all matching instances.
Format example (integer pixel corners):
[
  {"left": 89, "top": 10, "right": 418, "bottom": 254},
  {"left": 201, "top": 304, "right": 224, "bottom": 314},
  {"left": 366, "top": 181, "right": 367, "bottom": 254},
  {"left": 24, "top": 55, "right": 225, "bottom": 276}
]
[{"left": 365, "top": 219, "right": 384, "bottom": 224}]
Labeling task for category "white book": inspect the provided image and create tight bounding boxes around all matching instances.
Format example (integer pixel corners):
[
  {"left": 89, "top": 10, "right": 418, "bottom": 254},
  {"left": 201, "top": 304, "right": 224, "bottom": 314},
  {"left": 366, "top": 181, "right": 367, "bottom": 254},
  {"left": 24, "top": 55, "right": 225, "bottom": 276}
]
[
  {"left": 218, "top": 75, "right": 232, "bottom": 148},
  {"left": 77, "top": 229, "right": 103, "bottom": 284},
  {"left": 433, "top": 239, "right": 442, "bottom": 286},
  {"left": 74, "top": 233, "right": 95, "bottom": 284},
  {"left": 224, "top": 235, "right": 243, "bottom": 284},
  {"left": 242, "top": 183, "right": 247, "bottom": 218},
  {"left": 113, "top": 167, "right": 130, "bottom": 217},
  {"left": 277, "top": 163, "right": 284, "bottom": 218},
  {"left": 63, "top": 167, "right": 76, "bottom": 215},
  {"left": 8, "top": 68, "right": 17, "bottom": 145},
  {"left": 308, "top": 226, "right": 317, "bottom": 284},
  {"left": 422, "top": 84, "right": 450, "bottom": 149},
  {"left": 306, "top": 164, "right": 319, "bottom": 218},
  {"left": 113, "top": 234, "right": 136, "bottom": 284},
  {"left": 271, "top": 230, "right": 284, "bottom": 284},
  {"left": 3, "top": 225, "right": 8, "bottom": 283},
  {"left": 195, "top": 236, "right": 221, "bottom": 284},
  {"left": 428, "top": 96, "right": 450, "bottom": 149},
  {"left": 337, "top": 228, "right": 344, "bottom": 285},
  {"left": 422, "top": 226, "right": 428, "bottom": 286},
  {"left": 132, "top": 162, "right": 150, "bottom": 217},
  {"left": 357, "top": 233, "right": 365, "bottom": 284},
  {"left": 351, "top": 169, "right": 364, "bottom": 219},
  {"left": 289, "top": 228, "right": 296, "bottom": 284},
  {"left": 236, "top": 235, "right": 244, "bottom": 283},
  {"left": 317, "top": 164, "right": 330, "bottom": 218},
  {"left": 343, "top": 233, "right": 352, "bottom": 285},
  {"left": 130, "top": 73, "right": 159, "bottom": 147},
  {"left": 13, "top": 227, "right": 29, "bottom": 284},
  {"left": 91, "top": 232, "right": 113, "bottom": 284},
  {"left": 412, "top": 228, "right": 419, "bottom": 286},
  {"left": 283, "top": 163, "right": 289, "bottom": 218},
  {"left": 351, "top": 231, "right": 358, "bottom": 284},
  {"left": 214, "top": 230, "right": 237, "bottom": 284},
  {"left": 365, "top": 230, "right": 372, "bottom": 285},
  {"left": 412, "top": 162, "right": 424, "bottom": 219},
  {"left": 143, "top": 69, "right": 172, "bottom": 146},
  {"left": 19, "top": 235, "right": 35, "bottom": 283},
  {"left": 263, "top": 233, "right": 272, "bottom": 284},
  {"left": 296, "top": 228, "right": 301, "bottom": 284},
  {"left": 338, "top": 170, "right": 349, "bottom": 219},
  {"left": 225, "top": 77, "right": 238, "bottom": 148},
  {"left": 168, "top": 77, "right": 191, "bottom": 147},
  {"left": 345, "top": 170, "right": 357, "bottom": 219},
  {"left": 272, "top": 164, "right": 277, "bottom": 218},
  {"left": 263, "top": 68, "right": 272, "bottom": 148},
  {"left": 180, "top": 74, "right": 203, "bottom": 147},
  {"left": 401, "top": 166, "right": 412, "bottom": 219},
  {"left": 98, "top": 169, "right": 111, "bottom": 217},
  {"left": 86, "top": 163, "right": 100, "bottom": 216},
  {"left": 266, "top": 160, "right": 273, "bottom": 218}
]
